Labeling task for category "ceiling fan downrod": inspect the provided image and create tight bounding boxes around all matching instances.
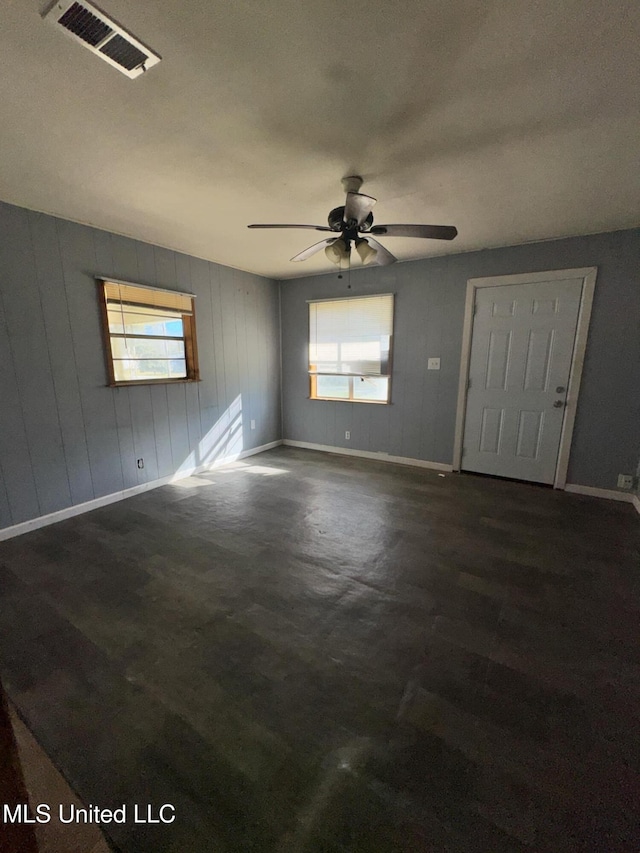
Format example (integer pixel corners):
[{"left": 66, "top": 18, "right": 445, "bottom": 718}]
[{"left": 341, "top": 175, "right": 364, "bottom": 194}]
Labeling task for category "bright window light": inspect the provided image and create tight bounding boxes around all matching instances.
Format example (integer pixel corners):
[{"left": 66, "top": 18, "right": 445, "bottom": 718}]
[{"left": 308, "top": 294, "right": 394, "bottom": 403}]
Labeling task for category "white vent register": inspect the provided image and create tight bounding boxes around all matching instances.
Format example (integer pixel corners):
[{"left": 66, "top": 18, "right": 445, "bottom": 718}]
[{"left": 42, "top": 0, "right": 161, "bottom": 78}]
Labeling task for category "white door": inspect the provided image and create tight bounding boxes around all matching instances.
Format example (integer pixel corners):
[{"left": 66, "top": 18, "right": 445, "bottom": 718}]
[{"left": 462, "top": 278, "right": 583, "bottom": 484}]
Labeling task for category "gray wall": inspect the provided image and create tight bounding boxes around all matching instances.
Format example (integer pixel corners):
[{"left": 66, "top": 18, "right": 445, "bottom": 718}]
[
  {"left": 280, "top": 228, "right": 640, "bottom": 491},
  {"left": 0, "top": 201, "right": 281, "bottom": 531}
]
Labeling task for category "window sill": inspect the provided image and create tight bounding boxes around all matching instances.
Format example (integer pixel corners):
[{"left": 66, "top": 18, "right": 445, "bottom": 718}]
[
  {"left": 108, "top": 378, "right": 200, "bottom": 387},
  {"left": 309, "top": 396, "right": 389, "bottom": 405}
]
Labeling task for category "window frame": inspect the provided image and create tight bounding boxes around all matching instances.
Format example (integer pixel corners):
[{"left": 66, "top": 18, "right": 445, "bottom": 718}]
[
  {"left": 308, "top": 293, "right": 394, "bottom": 405},
  {"left": 309, "top": 373, "right": 392, "bottom": 404},
  {"left": 97, "top": 278, "right": 200, "bottom": 387}
]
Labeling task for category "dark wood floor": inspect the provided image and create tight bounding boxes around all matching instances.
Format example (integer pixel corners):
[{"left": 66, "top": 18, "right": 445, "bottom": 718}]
[{"left": 0, "top": 446, "right": 639, "bottom": 852}]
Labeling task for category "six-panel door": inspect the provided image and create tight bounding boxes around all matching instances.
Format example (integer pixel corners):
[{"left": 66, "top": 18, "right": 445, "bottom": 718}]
[{"left": 462, "top": 278, "right": 583, "bottom": 484}]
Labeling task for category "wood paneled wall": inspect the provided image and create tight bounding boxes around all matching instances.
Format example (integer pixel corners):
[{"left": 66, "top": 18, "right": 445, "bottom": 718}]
[{"left": 0, "top": 202, "right": 281, "bottom": 530}]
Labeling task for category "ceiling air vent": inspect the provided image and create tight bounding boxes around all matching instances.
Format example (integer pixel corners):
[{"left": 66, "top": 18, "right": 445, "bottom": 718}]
[{"left": 42, "top": 0, "right": 161, "bottom": 79}]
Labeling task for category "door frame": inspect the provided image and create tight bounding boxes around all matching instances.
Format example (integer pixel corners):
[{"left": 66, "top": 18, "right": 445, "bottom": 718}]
[{"left": 452, "top": 267, "right": 597, "bottom": 489}]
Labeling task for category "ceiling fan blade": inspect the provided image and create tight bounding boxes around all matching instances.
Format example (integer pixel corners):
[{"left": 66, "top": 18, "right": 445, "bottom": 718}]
[
  {"left": 369, "top": 224, "right": 458, "bottom": 240},
  {"left": 290, "top": 238, "right": 338, "bottom": 262},
  {"left": 344, "top": 192, "right": 376, "bottom": 227},
  {"left": 363, "top": 236, "right": 397, "bottom": 266},
  {"left": 248, "top": 224, "right": 333, "bottom": 231}
]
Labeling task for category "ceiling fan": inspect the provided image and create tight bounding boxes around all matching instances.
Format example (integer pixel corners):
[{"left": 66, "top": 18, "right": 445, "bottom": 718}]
[{"left": 248, "top": 176, "right": 457, "bottom": 267}]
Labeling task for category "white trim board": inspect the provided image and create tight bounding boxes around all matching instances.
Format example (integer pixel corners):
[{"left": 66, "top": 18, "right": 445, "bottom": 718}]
[
  {"left": 0, "top": 440, "right": 282, "bottom": 542},
  {"left": 453, "top": 266, "right": 597, "bottom": 490},
  {"left": 564, "top": 484, "right": 635, "bottom": 503},
  {"left": 284, "top": 444, "right": 635, "bottom": 505},
  {"left": 283, "top": 440, "right": 453, "bottom": 472}
]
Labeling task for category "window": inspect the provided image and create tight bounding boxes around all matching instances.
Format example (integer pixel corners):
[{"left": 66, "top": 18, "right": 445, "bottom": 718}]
[
  {"left": 309, "top": 294, "right": 394, "bottom": 403},
  {"left": 98, "top": 280, "right": 199, "bottom": 385}
]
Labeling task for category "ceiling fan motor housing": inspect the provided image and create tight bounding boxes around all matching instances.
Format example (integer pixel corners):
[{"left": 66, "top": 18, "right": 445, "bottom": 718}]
[{"left": 328, "top": 206, "right": 374, "bottom": 232}]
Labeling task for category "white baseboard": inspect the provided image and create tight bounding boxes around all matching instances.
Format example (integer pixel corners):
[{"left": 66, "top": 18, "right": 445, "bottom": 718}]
[
  {"left": 3, "top": 442, "right": 633, "bottom": 543},
  {"left": 0, "top": 440, "right": 283, "bottom": 542},
  {"left": 564, "top": 483, "right": 635, "bottom": 503},
  {"left": 282, "top": 439, "right": 453, "bottom": 472}
]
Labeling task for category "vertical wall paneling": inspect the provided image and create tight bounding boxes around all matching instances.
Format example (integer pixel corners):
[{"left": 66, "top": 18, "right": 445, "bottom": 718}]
[
  {"left": 334, "top": 402, "right": 352, "bottom": 450},
  {"left": 112, "top": 389, "right": 138, "bottom": 490},
  {"left": 130, "top": 385, "right": 160, "bottom": 485},
  {"left": 219, "top": 269, "right": 240, "bottom": 453},
  {"left": 235, "top": 272, "right": 251, "bottom": 449},
  {"left": 153, "top": 246, "right": 179, "bottom": 290},
  {"left": 352, "top": 394, "right": 371, "bottom": 453},
  {"left": 28, "top": 211, "right": 94, "bottom": 506},
  {"left": 267, "top": 283, "right": 282, "bottom": 441},
  {"left": 148, "top": 386, "right": 173, "bottom": 480},
  {"left": 432, "top": 268, "right": 466, "bottom": 465},
  {"left": 0, "top": 201, "right": 281, "bottom": 531},
  {"left": 0, "top": 252, "right": 41, "bottom": 524},
  {"left": 249, "top": 277, "right": 264, "bottom": 445},
  {"left": 135, "top": 241, "right": 157, "bottom": 286},
  {"left": 110, "top": 234, "right": 140, "bottom": 281},
  {"left": 166, "top": 383, "right": 190, "bottom": 473},
  {"left": 210, "top": 261, "right": 227, "bottom": 418},
  {"left": 1, "top": 206, "right": 71, "bottom": 515},
  {"left": 417, "top": 272, "right": 444, "bottom": 462},
  {"left": 0, "top": 464, "right": 12, "bottom": 530}
]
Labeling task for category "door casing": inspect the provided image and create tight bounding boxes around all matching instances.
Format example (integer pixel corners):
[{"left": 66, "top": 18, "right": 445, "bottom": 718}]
[{"left": 453, "top": 267, "right": 597, "bottom": 489}]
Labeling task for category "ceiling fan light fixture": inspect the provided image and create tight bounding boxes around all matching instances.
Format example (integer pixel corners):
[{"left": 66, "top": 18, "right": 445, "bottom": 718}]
[
  {"left": 325, "top": 238, "right": 349, "bottom": 265},
  {"left": 247, "top": 176, "right": 457, "bottom": 268},
  {"left": 356, "top": 238, "right": 377, "bottom": 264}
]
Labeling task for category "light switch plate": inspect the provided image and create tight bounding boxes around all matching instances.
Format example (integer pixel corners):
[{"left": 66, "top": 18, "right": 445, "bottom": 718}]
[{"left": 427, "top": 357, "right": 441, "bottom": 370}]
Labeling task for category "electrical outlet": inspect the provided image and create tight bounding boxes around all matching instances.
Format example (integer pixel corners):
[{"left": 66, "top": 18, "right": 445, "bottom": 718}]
[
  {"left": 250, "top": 419, "right": 256, "bottom": 430},
  {"left": 137, "top": 458, "right": 144, "bottom": 469},
  {"left": 345, "top": 431, "right": 351, "bottom": 440},
  {"left": 617, "top": 473, "right": 633, "bottom": 489},
  {"left": 427, "top": 357, "right": 441, "bottom": 370}
]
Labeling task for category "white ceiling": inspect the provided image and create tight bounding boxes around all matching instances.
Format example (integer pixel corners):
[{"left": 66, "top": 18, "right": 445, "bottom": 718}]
[{"left": 1, "top": 0, "right": 639, "bottom": 279}]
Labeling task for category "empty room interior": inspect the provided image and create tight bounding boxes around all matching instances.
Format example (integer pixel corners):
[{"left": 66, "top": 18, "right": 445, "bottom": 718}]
[{"left": 1, "top": 1, "right": 639, "bottom": 851}]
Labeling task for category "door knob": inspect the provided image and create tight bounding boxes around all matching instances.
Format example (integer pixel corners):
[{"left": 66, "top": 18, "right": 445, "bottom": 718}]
[{"left": 553, "top": 400, "right": 564, "bottom": 408}]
